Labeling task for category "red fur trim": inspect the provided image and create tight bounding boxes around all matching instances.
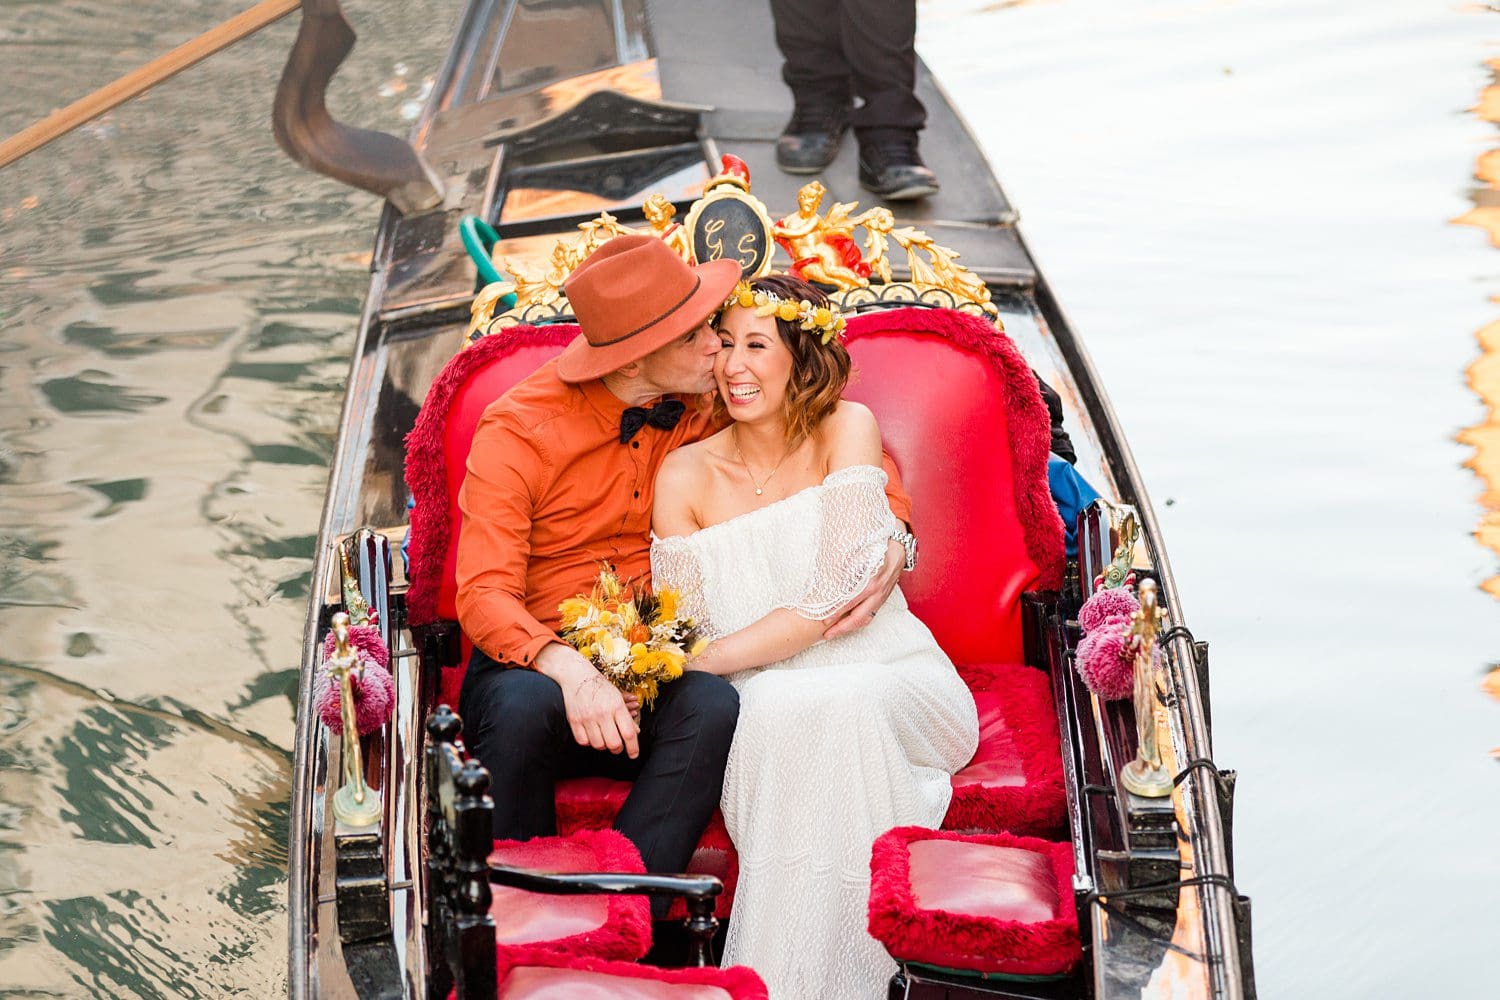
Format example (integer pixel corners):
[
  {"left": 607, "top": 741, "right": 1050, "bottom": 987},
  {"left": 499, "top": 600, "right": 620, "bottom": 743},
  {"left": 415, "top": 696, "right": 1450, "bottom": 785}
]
[
  {"left": 868, "top": 826, "right": 1080, "bottom": 976},
  {"left": 403, "top": 325, "right": 579, "bottom": 626},
  {"left": 489, "top": 829, "right": 652, "bottom": 962},
  {"left": 844, "top": 308, "right": 1065, "bottom": 590},
  {"left": 494, "top": 944, "right": 769, "bottom": 998},
  {"left": 555, "top": 779, "right": 632, "bottom": 837},
  {"left": 556, "top": 779, "right": 738, "bottom": 920},
  {"left": 945, "top": 663, "right": 1066, "bottom": 837}
]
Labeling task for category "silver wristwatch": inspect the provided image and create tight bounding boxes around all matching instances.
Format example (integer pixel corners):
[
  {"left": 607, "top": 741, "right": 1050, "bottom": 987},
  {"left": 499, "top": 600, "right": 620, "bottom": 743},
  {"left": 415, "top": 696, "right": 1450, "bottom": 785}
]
[{"left": 891, "top": 529, "right": 918, "bottom": 572}]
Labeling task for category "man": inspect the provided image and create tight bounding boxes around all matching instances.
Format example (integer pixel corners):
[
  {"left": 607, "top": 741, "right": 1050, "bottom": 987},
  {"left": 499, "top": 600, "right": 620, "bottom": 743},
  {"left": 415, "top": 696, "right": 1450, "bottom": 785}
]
[
  {"left": 454, "top": 235, "right": 912, "bottom": 889},
  {"left": 770, "top": 0, "right": 939, "bottom": 200}
]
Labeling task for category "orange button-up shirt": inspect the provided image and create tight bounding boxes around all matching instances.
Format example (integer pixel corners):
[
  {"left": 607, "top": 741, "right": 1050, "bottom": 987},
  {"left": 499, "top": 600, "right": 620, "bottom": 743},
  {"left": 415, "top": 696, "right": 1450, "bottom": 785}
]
[{"left": 456, "top": 359, "right": 912, "bottom": 668}]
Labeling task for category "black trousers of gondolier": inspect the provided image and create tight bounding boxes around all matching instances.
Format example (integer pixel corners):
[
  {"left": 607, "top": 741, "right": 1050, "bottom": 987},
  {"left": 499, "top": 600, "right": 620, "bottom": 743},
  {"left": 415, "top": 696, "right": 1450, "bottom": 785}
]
[
  {"left": 458, "top": 646, "right": 739, "bottom": 914},
  {"left": 770, "top": 0, "right": 926, "bottom": 132}
]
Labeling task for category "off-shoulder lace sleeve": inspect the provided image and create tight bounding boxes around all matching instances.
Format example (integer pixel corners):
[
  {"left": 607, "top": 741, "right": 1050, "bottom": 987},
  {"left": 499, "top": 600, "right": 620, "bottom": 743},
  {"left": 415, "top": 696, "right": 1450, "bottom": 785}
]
[
  {"left": 783, "top": 465, "right": 901, "bottom": 620},
  {"left": 650, "top": 536, "right": 720, "bottom": 640}
]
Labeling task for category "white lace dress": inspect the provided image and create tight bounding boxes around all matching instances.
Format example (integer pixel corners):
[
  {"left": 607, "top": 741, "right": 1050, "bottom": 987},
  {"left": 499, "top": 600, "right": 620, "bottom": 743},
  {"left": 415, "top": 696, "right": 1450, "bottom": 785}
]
[{"left": 651, "top": 465, "right": 979, "bottom": 1000}]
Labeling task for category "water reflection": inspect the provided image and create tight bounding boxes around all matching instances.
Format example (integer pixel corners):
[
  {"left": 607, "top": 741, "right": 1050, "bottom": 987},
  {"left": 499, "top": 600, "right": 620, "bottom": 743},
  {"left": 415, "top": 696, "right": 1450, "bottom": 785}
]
[
  {"left": 1458, "top": 57, "right": 1500, "bottom": 607},
  {"left": 0, "top": 0, "right": 462, "bottom": 993}
]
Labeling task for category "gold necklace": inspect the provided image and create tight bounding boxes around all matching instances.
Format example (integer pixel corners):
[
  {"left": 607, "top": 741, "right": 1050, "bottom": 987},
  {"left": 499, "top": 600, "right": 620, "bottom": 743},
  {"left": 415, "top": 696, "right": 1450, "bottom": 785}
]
[{"left": 732, "top": 426, "right": 791, "bottom": 496}]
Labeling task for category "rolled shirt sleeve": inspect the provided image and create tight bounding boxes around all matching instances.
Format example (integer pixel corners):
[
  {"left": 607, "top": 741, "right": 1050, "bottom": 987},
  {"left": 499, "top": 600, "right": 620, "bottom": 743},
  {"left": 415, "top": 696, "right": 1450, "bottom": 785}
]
[{"left": 880, "top": 449, "right": 913, "bottom": 528}]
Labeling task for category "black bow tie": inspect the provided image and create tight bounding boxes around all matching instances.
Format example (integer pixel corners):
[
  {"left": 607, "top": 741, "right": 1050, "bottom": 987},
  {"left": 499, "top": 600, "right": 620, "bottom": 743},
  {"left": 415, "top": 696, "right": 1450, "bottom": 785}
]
[{"left": 619, "top": 399, "right": 686, "bottom": 444}]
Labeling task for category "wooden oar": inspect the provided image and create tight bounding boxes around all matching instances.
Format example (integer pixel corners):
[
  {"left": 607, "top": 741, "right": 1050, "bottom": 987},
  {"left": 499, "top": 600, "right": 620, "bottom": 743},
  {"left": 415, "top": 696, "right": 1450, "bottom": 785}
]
[{"left": 0, "top": 0, "right": 301, "bottom": 170}]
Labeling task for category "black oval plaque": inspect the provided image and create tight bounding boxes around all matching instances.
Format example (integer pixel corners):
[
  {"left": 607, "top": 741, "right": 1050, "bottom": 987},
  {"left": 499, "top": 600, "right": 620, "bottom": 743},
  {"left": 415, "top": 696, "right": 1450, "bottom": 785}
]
[{"left": 688, "top": 196, "right": 771, "bottom": 278}]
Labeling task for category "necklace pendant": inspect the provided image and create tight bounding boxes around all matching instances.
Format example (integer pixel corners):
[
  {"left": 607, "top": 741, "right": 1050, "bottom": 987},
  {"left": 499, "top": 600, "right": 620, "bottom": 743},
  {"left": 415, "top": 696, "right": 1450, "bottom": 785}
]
[{"left": 755, "top": 488, "right": 763, "bottom": 495}]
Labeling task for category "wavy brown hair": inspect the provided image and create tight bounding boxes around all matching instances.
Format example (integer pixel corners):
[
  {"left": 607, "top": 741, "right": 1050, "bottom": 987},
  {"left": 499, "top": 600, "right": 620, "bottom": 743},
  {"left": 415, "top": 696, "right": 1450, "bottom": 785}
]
[{"left": 712, "top": 273, "right": 852, "bottom": 445}]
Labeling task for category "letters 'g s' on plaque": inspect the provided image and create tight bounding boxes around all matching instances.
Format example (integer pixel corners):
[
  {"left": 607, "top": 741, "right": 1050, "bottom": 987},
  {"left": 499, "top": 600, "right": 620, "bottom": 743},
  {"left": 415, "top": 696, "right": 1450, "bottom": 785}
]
[{"left": 684, "top": 155, "right": 774, "bottom": 280}]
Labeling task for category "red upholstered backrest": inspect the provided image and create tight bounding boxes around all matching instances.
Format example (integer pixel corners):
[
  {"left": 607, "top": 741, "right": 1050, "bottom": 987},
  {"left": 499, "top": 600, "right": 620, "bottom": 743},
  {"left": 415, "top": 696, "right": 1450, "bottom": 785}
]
[
  {"left": 843, "top": 308, "right": 1063, "bottom": 665},
  {"left": 406, "top": 310, "right": 1063, "bottom": 668}
]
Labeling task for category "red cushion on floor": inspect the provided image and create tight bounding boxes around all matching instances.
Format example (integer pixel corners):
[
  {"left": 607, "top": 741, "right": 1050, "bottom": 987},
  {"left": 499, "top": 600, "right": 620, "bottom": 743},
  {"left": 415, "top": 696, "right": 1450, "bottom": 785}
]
[
  {"left": 868, "top": 826, "right": 1080, "bottom": 977},
  {"left": 908, "top": 840, "right": 1059, "bottom": 924},
  {"left": 502, "top": 967, "right": 732, "bottom": 1000},
  {"left": 495, "top": 946, "right": 768, "bottom": 1000},
  {"left": 944, "top": 663, "right": 1066, "bottom": 837},
  {"left": 556, "top": 777, "right": 738, "bottom": 920},
  {"left": 487, "top": 829, "right": 651, "bottom": 962}
]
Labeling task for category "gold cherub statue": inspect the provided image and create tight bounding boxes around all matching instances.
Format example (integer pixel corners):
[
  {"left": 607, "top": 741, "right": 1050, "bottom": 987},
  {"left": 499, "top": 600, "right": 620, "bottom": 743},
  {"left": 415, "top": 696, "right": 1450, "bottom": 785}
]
[
  {"left": 643, "top": 194, "right": 694, "bottom": 263},
  {"left": 773, "top": 181, "right": 874, "bottom": 291}
]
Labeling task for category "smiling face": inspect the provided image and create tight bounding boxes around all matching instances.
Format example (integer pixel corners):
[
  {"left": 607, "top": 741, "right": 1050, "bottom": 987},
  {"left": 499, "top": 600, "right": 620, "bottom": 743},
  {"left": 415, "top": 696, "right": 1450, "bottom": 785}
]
[{"left": 714, "top": 305, "right": 795, "bottom": 426}]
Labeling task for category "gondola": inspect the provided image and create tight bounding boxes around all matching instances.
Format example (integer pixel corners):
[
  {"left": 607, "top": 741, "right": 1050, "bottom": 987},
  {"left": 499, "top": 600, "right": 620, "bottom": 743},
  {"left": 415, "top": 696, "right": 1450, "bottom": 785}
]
[{"left": 279, "top": 1, "right": 1255, "bottom": 997}]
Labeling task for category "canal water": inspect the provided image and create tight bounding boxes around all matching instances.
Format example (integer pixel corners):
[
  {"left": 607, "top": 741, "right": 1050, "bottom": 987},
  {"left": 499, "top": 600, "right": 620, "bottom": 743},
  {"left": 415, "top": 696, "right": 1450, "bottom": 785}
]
[{"left": 0, "top": 0, "right": 1493, "bottom": 996}]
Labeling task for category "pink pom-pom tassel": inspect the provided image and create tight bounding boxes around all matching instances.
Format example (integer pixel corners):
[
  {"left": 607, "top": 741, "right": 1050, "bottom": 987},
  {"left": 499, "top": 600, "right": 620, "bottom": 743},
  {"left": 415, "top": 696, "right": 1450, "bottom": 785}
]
[
  {"left": 1078, "top": 587, "right": 1139, "bottom": 635},
  {"left": 1074, "top": 615, "right": 1136, "bottom": 701},
  {"left": 315, "top": 658, "right": 396, "bottom": 735},
  {"left": 321, "top": 623, "right": 389, "bottom": 669}
]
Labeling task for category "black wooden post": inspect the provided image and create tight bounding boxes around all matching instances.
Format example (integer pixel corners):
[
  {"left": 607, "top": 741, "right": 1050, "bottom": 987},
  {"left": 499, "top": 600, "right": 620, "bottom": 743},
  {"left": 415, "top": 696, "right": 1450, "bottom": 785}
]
[{"left": 452, "top": 759, "right": 497, "bottom": 999}]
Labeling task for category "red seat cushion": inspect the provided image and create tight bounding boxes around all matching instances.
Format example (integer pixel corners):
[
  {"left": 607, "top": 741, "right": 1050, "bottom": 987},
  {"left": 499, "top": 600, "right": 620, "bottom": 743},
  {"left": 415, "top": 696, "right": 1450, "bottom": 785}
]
[
  {"left": 555, "top": 778, "right": 738, "bottom": 920},
  {"left": 486, "top": 829, "right": 651, "bottom": 961},
  {"left": 868, "top": 826, "right": 1080, "bottom": 977},
  {"left": 944, "top": 663, "right": 1066, "bottom": 837},
  {"left": 494, "top": 946, "right": 768, "bottom": 1000}
]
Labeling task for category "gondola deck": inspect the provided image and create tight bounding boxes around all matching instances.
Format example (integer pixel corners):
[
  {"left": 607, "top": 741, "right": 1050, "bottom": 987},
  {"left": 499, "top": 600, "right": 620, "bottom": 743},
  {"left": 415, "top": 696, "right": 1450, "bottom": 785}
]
[{"left": 285, "top": 1, "right": 1251, "bottom": 997}]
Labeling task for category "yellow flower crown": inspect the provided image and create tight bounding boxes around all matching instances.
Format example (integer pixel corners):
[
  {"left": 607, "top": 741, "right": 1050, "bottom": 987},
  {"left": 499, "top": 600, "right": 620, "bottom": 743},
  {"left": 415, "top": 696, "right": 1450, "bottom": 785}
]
[{"left": 723, "top": 280, "right": 848, "bottom": 344}]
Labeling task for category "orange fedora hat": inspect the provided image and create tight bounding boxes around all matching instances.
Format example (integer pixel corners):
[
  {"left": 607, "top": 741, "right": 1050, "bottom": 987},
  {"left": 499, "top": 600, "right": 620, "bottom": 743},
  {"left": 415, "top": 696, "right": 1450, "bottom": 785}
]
[{"left": 555, "top": 234, "right": 741, "bottom": 383}]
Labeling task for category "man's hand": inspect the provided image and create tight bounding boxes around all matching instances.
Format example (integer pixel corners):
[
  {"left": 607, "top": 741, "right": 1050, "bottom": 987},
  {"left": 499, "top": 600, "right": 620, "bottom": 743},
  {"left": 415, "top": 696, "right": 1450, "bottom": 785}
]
[
  {"left": 822, "top": 540, "right": 904, "bottom": 640},
  {"left": 534, "top": 643, "right": 640, "bottom": 758}
]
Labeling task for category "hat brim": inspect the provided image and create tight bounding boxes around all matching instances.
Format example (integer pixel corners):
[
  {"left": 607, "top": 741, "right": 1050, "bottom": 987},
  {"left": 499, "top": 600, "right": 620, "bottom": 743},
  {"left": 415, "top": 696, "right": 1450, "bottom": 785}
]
[{"left": 555, "top": 258, "right": 742, "bottom": 384}]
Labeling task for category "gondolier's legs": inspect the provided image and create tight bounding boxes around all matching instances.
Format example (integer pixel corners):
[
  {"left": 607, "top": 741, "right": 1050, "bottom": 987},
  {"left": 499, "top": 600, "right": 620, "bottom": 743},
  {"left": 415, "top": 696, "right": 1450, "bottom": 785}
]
[
  {"left": 459, "top": 651, "right": 738, "bottom": 898},
  {"left": 770, "top": 0, "right": 925, "bottom": 131},
  {"left": 770, "top": 0, "right": 937, "bottom": 197}
]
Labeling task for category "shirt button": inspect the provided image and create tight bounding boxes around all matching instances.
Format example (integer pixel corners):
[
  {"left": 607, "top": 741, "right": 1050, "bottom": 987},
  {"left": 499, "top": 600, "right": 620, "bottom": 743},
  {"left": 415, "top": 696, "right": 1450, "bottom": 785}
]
[
  {"left": 633, "top": 490, "right": 640, "bottom": 498},
  {"left": 632, "top": 441, "right": 640, "bottom": 449}
]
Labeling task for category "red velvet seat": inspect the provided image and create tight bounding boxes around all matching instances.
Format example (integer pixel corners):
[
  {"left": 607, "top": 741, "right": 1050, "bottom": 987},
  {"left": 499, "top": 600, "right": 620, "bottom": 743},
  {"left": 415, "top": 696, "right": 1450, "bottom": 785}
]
[
  {"left": 405, "top": 306, "right": 1069, "bottom": 934},
  {"left": 867, "top": 826, "right": 1081, "bottom": 977},
  {"left": 491, "top": 946, "right": 767, "bottom": 999},
  {"left": 944, "top": 663, "right": 1066, "bottom": 837},
  {"left": 486, "top": 829, "right": 652, "bottom": 961}
]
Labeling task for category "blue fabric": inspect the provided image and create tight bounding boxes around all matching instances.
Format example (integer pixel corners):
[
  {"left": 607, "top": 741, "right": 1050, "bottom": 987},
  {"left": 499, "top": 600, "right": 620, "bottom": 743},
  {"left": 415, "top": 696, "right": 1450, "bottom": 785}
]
[
  {"left": 402, "top": 495, "right": 415, "bottom": 576},
  {"left": 1048, "top": 455, "right": 1101, "bottom": 558}
]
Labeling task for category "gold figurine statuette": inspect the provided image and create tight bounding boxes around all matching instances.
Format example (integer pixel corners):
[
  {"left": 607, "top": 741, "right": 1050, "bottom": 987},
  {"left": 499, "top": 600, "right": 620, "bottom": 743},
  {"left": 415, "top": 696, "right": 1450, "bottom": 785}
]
[
  {"left": 1120, "top": 579, "right": 1173, "bottom": 798},
  {"left": 327, "top": 611, "right": 382, "bottom": 827}
]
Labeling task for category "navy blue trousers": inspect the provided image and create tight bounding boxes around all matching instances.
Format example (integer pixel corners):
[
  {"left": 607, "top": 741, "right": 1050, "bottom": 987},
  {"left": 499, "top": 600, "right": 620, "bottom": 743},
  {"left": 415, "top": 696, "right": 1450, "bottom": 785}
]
[{"left": 458, "top": 650, "right": 739, "bottom": 892}]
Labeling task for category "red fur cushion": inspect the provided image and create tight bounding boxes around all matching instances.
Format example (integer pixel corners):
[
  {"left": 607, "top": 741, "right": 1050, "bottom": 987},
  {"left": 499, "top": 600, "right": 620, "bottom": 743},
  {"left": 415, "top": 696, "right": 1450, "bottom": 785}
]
[
  {"left": 555, "top": 778, "right": 738, "bottom": 921},
  {"left": 494, "top": 945, "right": 768, "bottom": 999},
  {"left": 944, "top": 663, "right": 1066, "bottom": 837},
  {"left": 868, "top": 826, "right": 1080, "bottom": 977},
  {"left": 487, "top": 829, "right": 651, "bottom": 962}
]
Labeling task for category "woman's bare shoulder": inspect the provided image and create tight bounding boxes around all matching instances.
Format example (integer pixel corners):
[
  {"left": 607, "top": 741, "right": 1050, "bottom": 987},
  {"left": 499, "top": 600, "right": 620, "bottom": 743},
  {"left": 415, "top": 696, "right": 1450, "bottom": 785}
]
[
  {"left": 654, "top": 434, "right": 725, "bottom": 536},
  {"left": 818, "top": 400, "right": 882, "bottom": 468}
]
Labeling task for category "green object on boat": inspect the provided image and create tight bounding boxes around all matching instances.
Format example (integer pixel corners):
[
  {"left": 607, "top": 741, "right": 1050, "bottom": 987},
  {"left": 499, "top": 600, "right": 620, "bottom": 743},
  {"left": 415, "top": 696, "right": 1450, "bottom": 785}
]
[{"left": 459, "top": 216, "right": 516, "bottom": 305}]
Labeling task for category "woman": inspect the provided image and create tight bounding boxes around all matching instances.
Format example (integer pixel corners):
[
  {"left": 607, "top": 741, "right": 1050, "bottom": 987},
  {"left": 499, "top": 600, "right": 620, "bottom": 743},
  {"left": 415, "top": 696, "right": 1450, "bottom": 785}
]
[{"left": 650, "top": 273, "right": 979, "bottom": 1000}]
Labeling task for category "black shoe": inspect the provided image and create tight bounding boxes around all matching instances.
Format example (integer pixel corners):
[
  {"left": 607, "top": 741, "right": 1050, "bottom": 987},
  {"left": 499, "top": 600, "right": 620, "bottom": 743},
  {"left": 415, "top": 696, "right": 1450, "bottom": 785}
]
[
  {"left": 857, "top": 129, "right": 940, "bottom": 201},
  {"left": 776, "top": 100, "right": 851, "bottom": 175}
]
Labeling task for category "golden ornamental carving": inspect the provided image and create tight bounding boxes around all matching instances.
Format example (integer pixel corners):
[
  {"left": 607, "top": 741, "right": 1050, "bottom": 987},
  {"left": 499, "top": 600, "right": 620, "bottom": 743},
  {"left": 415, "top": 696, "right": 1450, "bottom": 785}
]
[{"left": 466, "top": 154, "right": 998, "bottom": 346}]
